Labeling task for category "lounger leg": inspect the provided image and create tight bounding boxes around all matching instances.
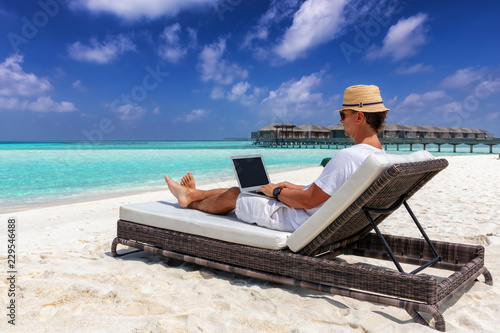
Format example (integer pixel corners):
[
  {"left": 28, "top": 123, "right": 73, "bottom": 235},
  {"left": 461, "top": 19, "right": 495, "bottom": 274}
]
[
  {"left": 481, "top": 267, "right": 493, "bottom": 286},
  {"left": 111, "top": 237, "right": 142, "bottom": 257},
  {"left": 405, "top": 304, "right": 445, "bottom": 332},
  {"left": 402, "top": 265, "right": 493, "bottom": 332},
  {"left": 406, "top": 308, "right": 429, "bottom": 328}
]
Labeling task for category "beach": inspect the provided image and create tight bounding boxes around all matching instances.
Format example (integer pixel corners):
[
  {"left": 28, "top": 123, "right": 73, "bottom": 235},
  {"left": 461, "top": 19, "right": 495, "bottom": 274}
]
[{"left": 1, "top": 154, "right": 499, "bottom": 332}]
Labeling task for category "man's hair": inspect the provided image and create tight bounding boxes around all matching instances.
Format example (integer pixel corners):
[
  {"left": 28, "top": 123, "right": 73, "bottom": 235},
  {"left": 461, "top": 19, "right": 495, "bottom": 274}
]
[{"left": 363, "top": 111, "right": 388, "bottom": 133}]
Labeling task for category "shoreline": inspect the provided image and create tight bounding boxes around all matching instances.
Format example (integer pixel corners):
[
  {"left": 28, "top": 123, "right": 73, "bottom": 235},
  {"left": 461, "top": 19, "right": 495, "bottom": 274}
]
[
  {"left": 0, "top": 155, "right": 498, "bottom": 332},
  {"left": 3, "top": 151, "right": 499, "bottom": 215},
  {"left": 2, "top": 166, "right": 324, "bottom": 215},
  {"left": 2, "top": 139, "right": 498, "bottom": 215},
  {"left": 3, "top": 153, "right": 500, "bottom": 215}
]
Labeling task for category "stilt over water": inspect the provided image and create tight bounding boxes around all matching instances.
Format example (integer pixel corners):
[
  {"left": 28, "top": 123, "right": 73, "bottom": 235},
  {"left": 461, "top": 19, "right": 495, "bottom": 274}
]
[{"left": 253, "top": 138, "right": 500, "bottom": 153}]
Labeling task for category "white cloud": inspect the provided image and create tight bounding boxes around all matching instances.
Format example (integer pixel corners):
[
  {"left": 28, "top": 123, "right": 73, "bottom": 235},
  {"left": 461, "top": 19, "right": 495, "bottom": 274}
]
[
  {"left": 113, "top": 104, "right": 146, "bottom": 121},
  {"left": 440, "top": 67, "right": 482, "bottom": 88},
  {"left": 243, "top": 0, "right": 398, "bottom": 62},
  {"left": 158, "top": 23, "right": 197, "bottom": 63},
  {"left": 210, "top": 86, "right": 225, "bottom": 100},
  {"left": 437, "top": 74, "right": 500, "bottom": 125},
  {"left": 0, "top": 54, "right": 52, "bottom": 96},
  {"left": 27, "top": 97, "right": 78, "bottom": 112},
  {"left": 385, "top": 95, "right": 398, "bottom": 108},
  {"left": 480, "top": 77, "right": 500, "bottom": 95},
  {"left": 173, "top": 108, "right": 210, "bottom": 123},
  {"left": 0, "top": 96, "right": 78, "bottom": 112},
  {"left": 397, "top": 90, "right": 449, "bottom": 112},
  {"left": 263, "top": 73, "right": 322, "bottom": 104},
  {"left": 198, "top": 38, "right": 248, "bottom": 85},
  {"left": 212, "top": 81, "right": 265, "bottom": 106},
  {"left": 260, "top": 71, "right": 332, "bottom": 121},
  {"left": 274, "top": 0, "right": 347, "bottom": 61},
  {"left": 241, "top": 0, "right": 300, "bottom": 60},
  {"left": 442, "top": 101, "right": 467, "bottom": 114},
  {"left": 72, "top": 0, "right": 219, "bottom": 21},
  {"left": 72, "top": 80, "right": 87, "bottom": 92},
  {"left": 67, "top": 35, "right": 136, "bottom": 64},
  {"left": 365, "top": 13, "right": 429, "bottom": 61},
  {"left": 0, "top": 55, "right": 77, "bottom": 113},
  {"left": 0, "top": 97, "right": 22, "bottom": 110},
  {"left": 394, "top": 63, "right": 433, "bottom": 75},
  {"left": 229, "top": 81, "right": 251, "bottom": 98}
]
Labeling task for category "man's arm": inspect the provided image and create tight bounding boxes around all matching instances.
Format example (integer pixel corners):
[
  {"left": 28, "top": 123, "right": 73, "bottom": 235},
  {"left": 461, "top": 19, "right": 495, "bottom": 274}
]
[
  {"left": 258, "top": 182, "right": 330, "bottom": 210},
  {"left": 276, "top": 181, "right": 305, "bottom": 190}
]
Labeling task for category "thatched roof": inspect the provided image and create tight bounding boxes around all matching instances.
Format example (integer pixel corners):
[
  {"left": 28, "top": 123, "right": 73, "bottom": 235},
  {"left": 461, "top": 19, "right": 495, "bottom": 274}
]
[
  {"left": 384, "top": 124, "right": 411, "bottom": 131},
  {"left": 297, "top": 124, "right": 330, "bottom": 132},
  {"left": 258, "top": 123, "right": 283, "bottom": 131},
  {"left": 327, "top": 124, "right": 344, "bottom": 130},
  {"left": 422, "top": 126, "right": 449, "bottom": 133}
]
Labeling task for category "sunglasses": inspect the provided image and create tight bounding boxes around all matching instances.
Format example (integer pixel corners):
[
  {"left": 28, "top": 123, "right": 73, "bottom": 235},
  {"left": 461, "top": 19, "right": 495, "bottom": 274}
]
[{"left": 340, "top": 110, "right": 354, "bottom": 120}]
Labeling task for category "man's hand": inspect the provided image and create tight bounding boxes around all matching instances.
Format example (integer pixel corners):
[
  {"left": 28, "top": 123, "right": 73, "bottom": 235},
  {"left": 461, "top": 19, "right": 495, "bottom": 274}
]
[
  {"left": 258, "top": 181, "right": 305, "bottom": 198},
  {"left": 258, "top": 182, "right": 330, "bottom": 210},
  {"left": 257, "top": 183, "right": 277, "bottom": 198}
]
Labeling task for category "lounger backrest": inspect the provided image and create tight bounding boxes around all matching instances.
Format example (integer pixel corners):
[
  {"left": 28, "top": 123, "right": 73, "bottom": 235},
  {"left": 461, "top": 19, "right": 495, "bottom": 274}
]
[{"left": 286, "top": 151, "right": 441, "bottom": 253}]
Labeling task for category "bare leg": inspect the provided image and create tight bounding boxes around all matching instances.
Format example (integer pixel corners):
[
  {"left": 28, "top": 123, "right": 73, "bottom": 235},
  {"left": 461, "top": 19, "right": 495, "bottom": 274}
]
[
  {"left": 165, "top": 175, "right": 224, "bottom": 207},
  {"left": 188, "top": 187, "right": 240, "bottom": 215},
  {"left": 165, "top": 175, "right": 239, "bottom": 215}
]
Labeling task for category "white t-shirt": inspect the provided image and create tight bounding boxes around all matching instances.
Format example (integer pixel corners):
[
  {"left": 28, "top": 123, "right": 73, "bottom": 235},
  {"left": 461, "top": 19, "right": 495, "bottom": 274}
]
[
  {"left": 235, "top": 144, "right": 384, "bottom": 231},
  {"left": 302, "top": 144, "right": 385, "bottom": 217}
]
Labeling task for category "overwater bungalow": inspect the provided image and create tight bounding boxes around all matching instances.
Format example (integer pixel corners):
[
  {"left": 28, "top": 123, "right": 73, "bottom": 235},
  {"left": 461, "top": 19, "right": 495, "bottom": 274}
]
[
  {"left": 252, "top": 122, "right": 499, "bottom": 153},
  {"left": 473, "top": 129, "right": 489, "bottom": 139},
  {"left": 255, "top": 123, "right": 281, "bottom": 139},
  {"left": 328, "top": 125, "right": 348, "bottom": 139},
  {"left": 297, "top": 124, "right": 330, "bottom": 139},
  {"left": 253, "top": 123, "right": 495, "bottom": 142},
  {"left": 427, "top": 126, "right": 452, "bottom": 139},
  {"left": 383, "top": 124, "right": 411, "bottom": 139},
  {"left": 447, "top": 127, "right": 464, "bottom": 138}
]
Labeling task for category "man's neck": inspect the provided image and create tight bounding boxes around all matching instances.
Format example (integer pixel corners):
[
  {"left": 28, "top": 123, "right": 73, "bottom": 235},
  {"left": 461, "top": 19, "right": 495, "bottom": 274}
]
[{"left": 353, "top": 132, "right": 382, "bottom": 149}]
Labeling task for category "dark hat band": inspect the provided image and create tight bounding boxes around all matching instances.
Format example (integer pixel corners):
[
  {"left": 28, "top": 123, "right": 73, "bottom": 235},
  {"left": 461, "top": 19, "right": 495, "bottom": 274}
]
[{"left": 342, "top": 101, "right": 384, "bottom": 108}]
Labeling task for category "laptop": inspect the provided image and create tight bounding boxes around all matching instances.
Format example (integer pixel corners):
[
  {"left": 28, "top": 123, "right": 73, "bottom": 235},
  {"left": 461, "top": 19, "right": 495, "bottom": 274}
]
[{"left": 230, "top": 155, "right": 271, "bottom": 198}]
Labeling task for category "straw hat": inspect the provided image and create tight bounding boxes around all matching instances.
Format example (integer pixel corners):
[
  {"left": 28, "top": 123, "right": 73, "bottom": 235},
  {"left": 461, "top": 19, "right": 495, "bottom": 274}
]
[{"left": 336, "top": 84, "right": 390, "bottom": 113}]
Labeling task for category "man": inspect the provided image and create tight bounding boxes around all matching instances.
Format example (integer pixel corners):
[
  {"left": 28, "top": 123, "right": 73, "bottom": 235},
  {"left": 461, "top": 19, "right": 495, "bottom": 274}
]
[{"left": 165, "top": 84, "right": 389, "bottom": 231}]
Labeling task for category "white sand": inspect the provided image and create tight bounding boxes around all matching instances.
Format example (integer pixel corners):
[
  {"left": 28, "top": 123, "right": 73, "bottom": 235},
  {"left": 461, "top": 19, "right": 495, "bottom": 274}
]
[{"left": 1, "top": 155, "right": 499, "bottom": 332}]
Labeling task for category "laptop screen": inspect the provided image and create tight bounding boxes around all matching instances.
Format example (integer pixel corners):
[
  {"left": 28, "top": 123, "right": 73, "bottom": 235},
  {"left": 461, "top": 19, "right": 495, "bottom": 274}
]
[{"left": 232, "top": 156, "right": 269, "bottom": 188}]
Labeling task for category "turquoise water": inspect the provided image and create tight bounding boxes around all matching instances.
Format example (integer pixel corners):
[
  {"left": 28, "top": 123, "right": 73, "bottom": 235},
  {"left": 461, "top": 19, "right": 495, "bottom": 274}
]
[
  {"left": 0, "top": 141, "right": 498, "bottom": 212},
  {"left": 0, "top": 141, "right": 337, "bottom": 212}
]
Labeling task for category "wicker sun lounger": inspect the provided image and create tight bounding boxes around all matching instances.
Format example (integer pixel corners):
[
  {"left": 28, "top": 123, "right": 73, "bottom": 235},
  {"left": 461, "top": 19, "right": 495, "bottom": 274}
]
[{"left": 111, "top": 151, "right": 492, "bottom": 331}]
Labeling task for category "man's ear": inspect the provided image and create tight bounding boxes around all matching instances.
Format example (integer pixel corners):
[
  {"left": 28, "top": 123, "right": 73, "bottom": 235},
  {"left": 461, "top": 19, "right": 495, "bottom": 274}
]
[{"left": 355, "top": 111, "right": 365, "bottom": 123}]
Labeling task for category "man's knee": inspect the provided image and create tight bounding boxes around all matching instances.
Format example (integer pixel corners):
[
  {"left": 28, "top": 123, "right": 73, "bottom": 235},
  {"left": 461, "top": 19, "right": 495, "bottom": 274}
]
[
  {"left": 227, "top": 186, "right": 240, "bottom": 196},
  {"left": 224, "top": 187, "right": 240, "bottom": 202},
  {"left": 221, "top": 187, "right": 240, "bottom": 211}
]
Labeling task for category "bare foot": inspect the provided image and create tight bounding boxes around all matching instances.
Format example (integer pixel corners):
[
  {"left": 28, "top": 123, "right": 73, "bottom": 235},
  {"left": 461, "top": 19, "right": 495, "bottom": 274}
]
[
  {"left": 165, "top": 175, "right": 192, "bottom": 207},
  {"left": 180, "top": 172, "right": 196, "bottom": 189}
]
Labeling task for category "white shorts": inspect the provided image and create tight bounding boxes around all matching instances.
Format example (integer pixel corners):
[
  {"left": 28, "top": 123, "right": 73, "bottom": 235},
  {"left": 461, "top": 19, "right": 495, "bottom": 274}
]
[{"left": 234, "top": 193, "right": 310, "bottom": 232}]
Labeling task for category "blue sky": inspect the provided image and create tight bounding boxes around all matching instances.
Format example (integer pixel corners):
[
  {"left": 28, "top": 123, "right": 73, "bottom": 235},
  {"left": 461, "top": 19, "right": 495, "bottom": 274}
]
[{"left": 1, "top": 0, "right": 499, "bottom": 141}]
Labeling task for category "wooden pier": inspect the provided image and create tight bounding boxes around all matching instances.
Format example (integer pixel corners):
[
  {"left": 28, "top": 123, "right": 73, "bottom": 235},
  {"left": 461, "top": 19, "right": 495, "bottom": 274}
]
[{"left": 253, "top": 137, "right": 500, "bottom": 153}]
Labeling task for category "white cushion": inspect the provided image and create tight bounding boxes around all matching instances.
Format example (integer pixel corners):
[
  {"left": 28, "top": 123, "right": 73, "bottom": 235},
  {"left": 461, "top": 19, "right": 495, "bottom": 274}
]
[
  {"left": 286, "top": 150, "right": 435, "bottom": 252},
  {"left": 120, "top": 201, "right": 291, "bottom": 250}
]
